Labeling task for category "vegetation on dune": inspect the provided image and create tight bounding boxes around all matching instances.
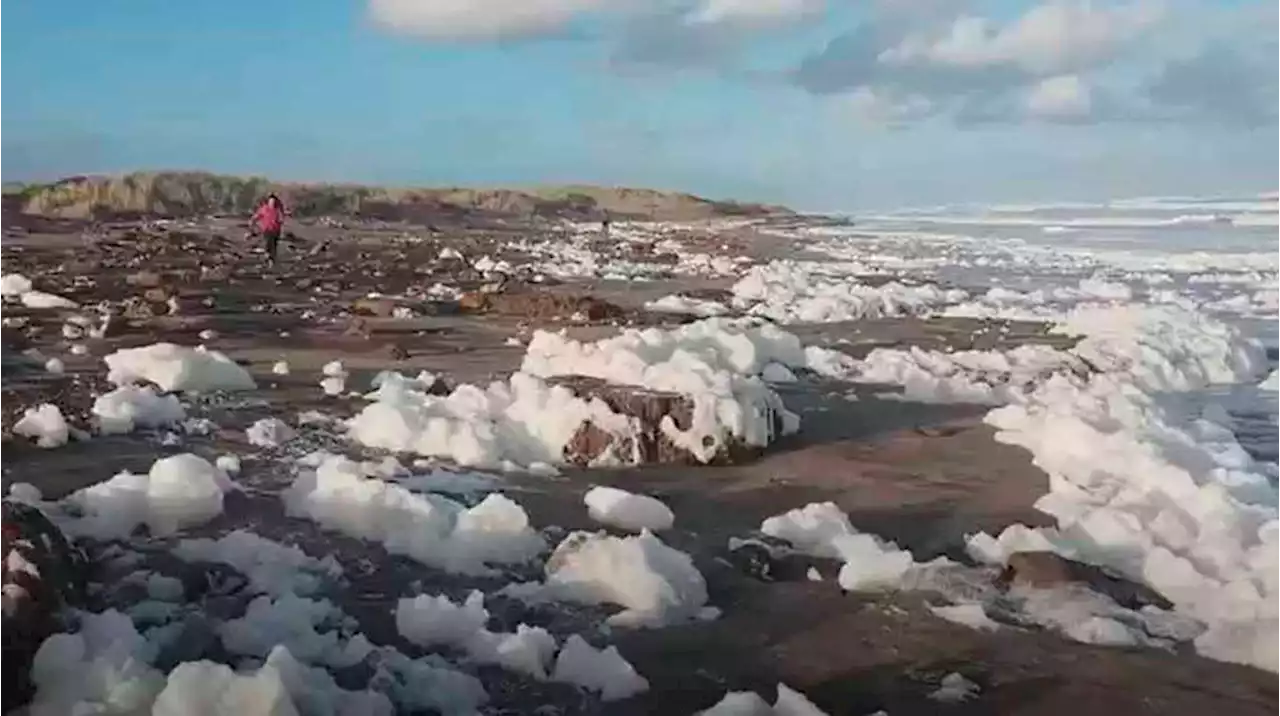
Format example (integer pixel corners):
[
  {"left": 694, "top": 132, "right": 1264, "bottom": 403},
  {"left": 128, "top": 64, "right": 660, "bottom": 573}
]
[{"left": 13, "top": 171, "right": 790, "bottom": 221}]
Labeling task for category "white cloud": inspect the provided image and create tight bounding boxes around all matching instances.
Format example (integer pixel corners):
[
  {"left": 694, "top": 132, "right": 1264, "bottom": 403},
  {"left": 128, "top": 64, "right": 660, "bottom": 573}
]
[
  {"left": 1025, "top": 74, "right": 1092, "bottom": 118},
  {"left": 685, "top": 0, "right": 824, "bottom": 27},
  {"left": 369, "top": 0, "right": 820, "bottom": 41},
  {"left": 842, "top": 87, "right": 935, "bottom": 126},
  {"left": 368, "top": 0, "right": 610, "bottom": 40},
  {"left": 880, "top": 0, "right": 1165, "bottom": 75}
]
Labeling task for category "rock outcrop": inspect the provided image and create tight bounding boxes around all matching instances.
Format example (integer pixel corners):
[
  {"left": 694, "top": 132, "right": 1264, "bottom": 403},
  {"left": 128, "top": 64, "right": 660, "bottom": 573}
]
[{"left": 557, "top": 376, "right": 781, "bottom": 466}]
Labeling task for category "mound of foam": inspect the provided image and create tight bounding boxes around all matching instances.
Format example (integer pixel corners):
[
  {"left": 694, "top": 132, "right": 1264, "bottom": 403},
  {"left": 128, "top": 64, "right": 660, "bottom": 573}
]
[
  {"left": 173, "top": 530, "right": 343, "bottom": 596},
  {"left": 551, "top": 635, "right": 649, "bottom": 701},
  {"left": 645, "top": 294, "right": 730, "bottom": 317},
  {"left": 105, "top": 343, "right": 256, "bottom": 393},
  {"left": 853, "top": 343, "right": 1084, "bottom": 405},
  {"left": 14, "top": 403, "right": 71, "bottom": 448},
  {"left": 349, "top": 370, "right": 631, "bottom": 470},
  {"left": 731, "top": 259, "right": 966, "bottom": 323},
  {"left": 29, "top": 609, "right": 166, "bottom": 714},
  {"left": 1059, "top": 304, "right": 1267, "bottom": 391},
  {"left": 284, "top": 453, "right": 544, "bottom": 575},
  {"left": 21, "top": 290, "right": 79, "bottom": 309},
  {"left": 762, "top": 502, "right": 926, "bottom": 591},
  {"left": 92, "top": 385, "right": 187, "bottom": 434},
  {"left": 396, "top": 590, "right": 559, "bottom": 679},
  {"left": 584, "top": 486, "right": 674, "bottom": 532},
  {"left": 511, "top": 529, "right": 708, "bottom": 628},
  {"left": 219, "top": 593, "right": 373, "bottom": 668},
  {"left": 30, "top": 609, "right": 389, "bottom": 716},
  {"left": 1, "top": 273, "right": 33, "bottom": 296},
  {"left": 839, "top": 302, "right": 1278, "bottom": 669},
  {"left": 154, "top": 644, "right": 392, "bottom": 716},
  {"left": 67, "top": 453, "right": 233, "bottom": 539},
  {"left": 699, "top": 683, "right": 830, "bottom": 715},
  {"left": 154, "top": 651, "right": 291, "bottom": 716}
]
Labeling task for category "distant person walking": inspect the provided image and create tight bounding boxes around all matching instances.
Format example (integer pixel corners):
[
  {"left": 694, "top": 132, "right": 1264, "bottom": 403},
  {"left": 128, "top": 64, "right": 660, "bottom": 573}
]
[{"left": 250, "top": 194, "right": 286, "bottom": 265}]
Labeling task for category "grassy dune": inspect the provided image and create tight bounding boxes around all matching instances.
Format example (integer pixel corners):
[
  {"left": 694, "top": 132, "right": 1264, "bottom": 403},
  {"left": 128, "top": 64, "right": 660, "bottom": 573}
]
[{"left": 8, "top": 171, "right": 789, "bottom": 222}]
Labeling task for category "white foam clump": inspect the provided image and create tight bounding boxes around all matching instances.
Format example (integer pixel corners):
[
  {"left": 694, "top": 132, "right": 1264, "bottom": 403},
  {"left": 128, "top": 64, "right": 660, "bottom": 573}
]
[
  {"left": 1059, "top": 304, "right": 1265, "bottom": 391},
  {"left": 219, "top": 593, "right": 373, "bottom": 668},
  {"left": 350, "top": 368, "right": 631, "bottom": 469},
  {"left": 14, "top": 403, "right": 71, "bottom": 448},
  {"left": 272, "top": 360, "right": 291, "bottom": 376},
  {"left": 284, "top": 453, "right": 544, "bottom": 575},
  {"left": 44, "top": 357, "right": 65, "bottom": 374},
  {"left": 28, "top": 609, "right": 165, "bottom": 715},
  {"left": 853, "top": 343, "right": 1081, "bottom": 405},
  {"left": 104, "top": 343, "right": 256, "bottom": 392},
  {"left": 645, "top": 294, "right": 730, "bottom": 317},
  {"left": 699, "top": 683, "right": 831, "bottom": 715},
  {"left": 928, "top": 672, "right": 980, "bottom": 703},
  {"left": 731, "top": 259, "right": 966, "bottom": 323},
  {"left": 21, "top": 290, "right": 79, "bottom": 309},
  {"left": 216, "top": 454, "right": 242, "bottom": 475},
  {"left": 762, "top": 502, "right": 927, "bottom": 591},
  {"left": 1, "top": 273, "right": 33, "bottom": 296},
  {"left": 65, "top": 608, "right": 369, "bottom": 715},
  {"left": 247, "top": 417, "right": 297, "bottom": 447},
  {"left": 320, "top": 360, "right": 347, "bottom": 396},
  {"left": 153, "top": 645, "right": 393, "bottom": 716},
  {"left": 67, "top": 453, "right": 233, "bottom": 539},
  {"left": 92, "top": 384, "right": 187, "bottom": 434},
  {"left": 373, "top": 649, "right": 489, "bottom": 715},
  {"left": 584, "top": 486, "right": 674, "bottom": 532},
  {"left": 511, "top": 529, "right": 708, "bottom": 628},
  {"left": 396, "top": 590, "right": 559, "bottom": 679},
  {"left": 551, "top": 635, "right": 649, "bottom": 701},
  {"left": 174, "top": 529, "right": 343, "bottom": 596}
]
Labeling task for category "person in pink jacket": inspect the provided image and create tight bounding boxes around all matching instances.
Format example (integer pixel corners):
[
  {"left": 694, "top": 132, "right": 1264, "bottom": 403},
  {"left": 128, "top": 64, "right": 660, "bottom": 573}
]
[{"left": 250, "top": 194, "right": 286, "bottom": 265}]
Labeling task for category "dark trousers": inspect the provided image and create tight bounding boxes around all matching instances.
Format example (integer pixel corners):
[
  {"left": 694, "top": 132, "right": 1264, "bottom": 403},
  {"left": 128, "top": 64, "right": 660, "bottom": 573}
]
[{"left": 263, "top": 229, "right": 281, "bottom": 263}]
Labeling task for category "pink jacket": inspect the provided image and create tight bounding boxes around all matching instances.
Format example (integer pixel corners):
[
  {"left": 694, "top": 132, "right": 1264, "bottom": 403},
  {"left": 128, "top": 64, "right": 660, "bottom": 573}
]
[{"left": 252, "top": 201, "right": 284, "bottom": 233}]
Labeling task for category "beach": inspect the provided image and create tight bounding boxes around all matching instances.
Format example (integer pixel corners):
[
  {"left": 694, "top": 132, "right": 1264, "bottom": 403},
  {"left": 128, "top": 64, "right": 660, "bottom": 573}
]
[{"left": 2, "top": 192, "right": 1276, "bottom": 715}]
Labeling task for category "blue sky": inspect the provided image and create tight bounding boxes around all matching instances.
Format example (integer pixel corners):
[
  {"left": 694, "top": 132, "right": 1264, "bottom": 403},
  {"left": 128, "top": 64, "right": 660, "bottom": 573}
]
[{"left": 3, "top": 0, "right": 1276, "bottom": 209}]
